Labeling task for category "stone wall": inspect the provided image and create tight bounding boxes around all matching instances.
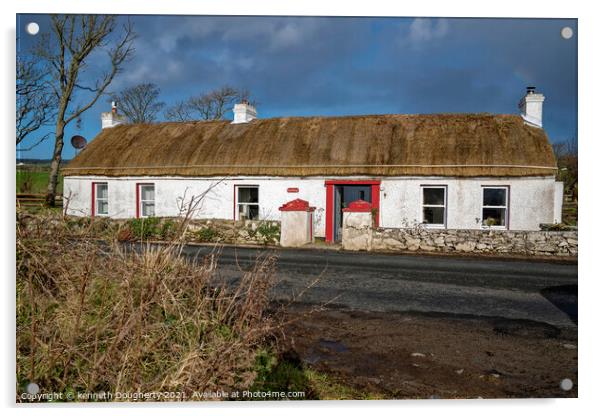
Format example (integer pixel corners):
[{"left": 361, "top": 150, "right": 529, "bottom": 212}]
[
  {"left": 184, "top": 218, "right": 281, "bottom": 245},
  {"left": 343, "top": 221, "right": 578, "bottom": 257}
]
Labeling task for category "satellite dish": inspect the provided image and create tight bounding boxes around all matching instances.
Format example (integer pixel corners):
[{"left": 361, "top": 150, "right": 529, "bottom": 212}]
[{"left": 71, "top": 135, "right": 87, "bottom": 149}]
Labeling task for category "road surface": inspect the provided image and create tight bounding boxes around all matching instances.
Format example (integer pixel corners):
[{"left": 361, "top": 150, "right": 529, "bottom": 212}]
[{"left": 145, "top": 244, "right": 578, "bottom": 329}]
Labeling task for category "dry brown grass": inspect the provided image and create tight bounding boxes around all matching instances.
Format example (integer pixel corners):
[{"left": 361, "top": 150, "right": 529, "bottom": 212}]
[{"left": 16, "top": 211, "right": 278, "bottom": 401}]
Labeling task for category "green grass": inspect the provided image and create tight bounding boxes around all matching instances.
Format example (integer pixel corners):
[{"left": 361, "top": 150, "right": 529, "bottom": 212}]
[
  {"left": 16, "top": 169, "right": 63, "bottom": 194},
  {"left": 250, "top": 350, "right": 385, "bottom": 400}
]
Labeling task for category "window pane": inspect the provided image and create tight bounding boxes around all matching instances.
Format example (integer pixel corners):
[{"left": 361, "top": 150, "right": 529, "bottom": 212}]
[
  {"left": 238, "top": 187, "right": 258, "bottom": 203},
  {"left": 423, "top": 207, "right": 445, "bottom": 225},
  {"left": 97, "top": 200, "right": 108, "bottom": 215},
  {"left": 247, "top": 205, "right": 259, "bottom": 220},
  {"left": 140, "top": 185, "right": 154, "bottom": 201},
  {"left": 482, "top": 208, "right": 506, "bottom": 226},
  {"left": 483, "top": 188, "right": 506, "bottom": 207},
  {"left": 142, "top": 202, "right": 155, "bottom": 217},
  {"left": 238, "top": 204, "right": 259, "bottom": 220},
  {"left": 96, "top": 183, "right": 108, "bottom": 199},
  {"left": 423, "top": 188, "right": 445, "bottom": 205}
]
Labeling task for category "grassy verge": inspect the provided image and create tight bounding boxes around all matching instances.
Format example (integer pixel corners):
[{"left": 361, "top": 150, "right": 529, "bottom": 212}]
[
  {"left": 16, "top": 211, "right": 374, "bottom": 401},
  {"left": 16, "top": 211, "right": 278, "bottom": 402},
  {"left": 250, "top": 349, "right": 384, "bottom": 400}
]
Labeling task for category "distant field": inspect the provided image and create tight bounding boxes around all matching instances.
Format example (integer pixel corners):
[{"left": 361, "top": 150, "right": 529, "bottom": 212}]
[{"left": 16, "top": 168, "right": 63, "bottom": 194}]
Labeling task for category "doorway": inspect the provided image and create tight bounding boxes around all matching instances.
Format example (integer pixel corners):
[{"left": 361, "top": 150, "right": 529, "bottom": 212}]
[
  {"left": 325, "top": 180, "right": 381, "bottom": 243},
  {"left": 334, "top": 185, "right": 372, "bottom": 241}
]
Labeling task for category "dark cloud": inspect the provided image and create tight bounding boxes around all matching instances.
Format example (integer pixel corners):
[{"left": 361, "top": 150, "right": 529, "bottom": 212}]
[{"left": 16, "top": 15, "right": 577, "bottom": 159}]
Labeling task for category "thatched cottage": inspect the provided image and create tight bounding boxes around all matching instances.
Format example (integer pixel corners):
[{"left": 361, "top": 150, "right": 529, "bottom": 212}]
[{"left": 63, "top": 88, "right": 563, "bottom": 242}]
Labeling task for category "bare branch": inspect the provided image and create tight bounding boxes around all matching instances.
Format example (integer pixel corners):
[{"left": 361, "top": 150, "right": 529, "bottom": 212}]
[
  {"left": 16, "top": 56, "right": 56, "bottom": 145},
  {"left": 17, "top": 132, "right": 53, "bottom": 152},
  {"left": 64, "top": 19, "right": 136, "bottom": 125},
  {"left": 110, "top": 83, "right": 165, "bottom": 123},
  {"left": 164, "top": 100, "right": 193, "bottom": 122},
  {"left": 165, "top": 85, "right": 253, "bottom": 122},
  {"left": 31, "top": 15, "right": 136, "bottom": 206}
]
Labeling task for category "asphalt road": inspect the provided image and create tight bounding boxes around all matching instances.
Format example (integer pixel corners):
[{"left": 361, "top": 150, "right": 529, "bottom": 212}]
[{"left": 147, "top": 244, "right": 578, "bottom": 329}]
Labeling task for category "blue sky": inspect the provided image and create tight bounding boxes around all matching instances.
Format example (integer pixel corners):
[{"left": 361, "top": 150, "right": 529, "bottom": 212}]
[{"left": 16, "top": 15, "right": 577, "bottom": 160}]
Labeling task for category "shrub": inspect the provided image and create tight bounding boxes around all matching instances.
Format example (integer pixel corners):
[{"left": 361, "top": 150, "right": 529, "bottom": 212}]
[
  {"left": 250, "top": 349, "right": 308, "bottom": 399},
  {"left": 160, "top": 219, "right": 179, "bottom": 240},
  {"left": 16, "top": 211, "right": 277, "bottom": 401},
  {"left": 196, "top": 227, "right": 219, "bottom": 242},
  {"left": 89, "top": 217, "right": 116, "bottom": 235},
  {"left": 257, "top": 223, "right": 280, "bottom": 243},
  {"left": 116, "top": 226, "right": 134, "bottom": 242},
  {"left": 128, "top": 217, "right": 161, "bottom": 240}
]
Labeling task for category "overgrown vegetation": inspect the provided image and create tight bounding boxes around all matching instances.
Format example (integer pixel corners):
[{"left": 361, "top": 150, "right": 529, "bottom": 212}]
[
  {"left": 16, "top": 211, "right": 278, "bottom": 401},
  {"left": 250, "top": 349, "right": 384, "bottom": 400},
  {"left": 256, "top": 223, "right": 280, "bottom": 244},
  {"left": 16, "top": 208, "right": 367, "bottom": 401},
  {"left": 127, "top": 217, "right": 162, "bottom": 239},
  {"left": 196, "top": 227, "right": 220, "bottom": 242}
]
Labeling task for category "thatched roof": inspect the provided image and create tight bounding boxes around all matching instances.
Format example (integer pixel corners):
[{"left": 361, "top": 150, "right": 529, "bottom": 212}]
[{"left": 63, "top": 113, "right": 557, "bottom": 177}]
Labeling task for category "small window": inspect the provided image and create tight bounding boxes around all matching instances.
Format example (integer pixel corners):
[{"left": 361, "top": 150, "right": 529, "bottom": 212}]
[
  {"left": 237, "top": 186, "right": 259, "bottom": 220},
  {"left": 138, "top": 184, "right": 155, "bottom": 217},
  {"left": 482, "top": 187, "right": 508, "bottom": 228},
  {"left": 422, "top": 186, "right": 446, "bottom": 227},
  {"left": 94, "top": 183, "right": 108, "bottom": 216}
]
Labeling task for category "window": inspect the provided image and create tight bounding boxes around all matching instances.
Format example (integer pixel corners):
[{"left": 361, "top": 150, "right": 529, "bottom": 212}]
[
  {"left": 138, "top": 184, "right": 155, "bottom": 218},
  {"left": 482, "top": 186, "right": 508, "bottom": 228},
  {"left": 422, "top": 186, "right": 446, "bottom": 227},
  {"left": 94, "top": 182, "right": 108, "bottom": 216},
  {"left": 237, "top": 186, "right": 259, "bottom": 220}
]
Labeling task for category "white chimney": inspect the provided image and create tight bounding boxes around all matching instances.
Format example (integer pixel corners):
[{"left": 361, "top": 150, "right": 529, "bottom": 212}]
[
  {"left": 232, "top": 101, "right": 257, "bottom": 124},
  {"left": 101, "top": 101, "right": 127, "bottom": 129},
  {"left": 518, "top": 87, "right": 545, "bottom": 128}
]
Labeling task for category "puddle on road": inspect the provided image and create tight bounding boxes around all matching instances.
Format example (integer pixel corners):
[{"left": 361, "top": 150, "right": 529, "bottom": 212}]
[
  {"left": 319, "top": 338, "right": 349, "bottom": 353},
  {"left": 303, "top": 339, "right": 349, "bottom": 365}
]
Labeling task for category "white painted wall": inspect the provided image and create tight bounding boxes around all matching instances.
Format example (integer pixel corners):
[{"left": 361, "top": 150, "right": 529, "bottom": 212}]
[
  {"left": 64, "top": 176, "right": 329, "bottom": 236},
  {"left": 64, "top": 175, "right": 558, "bottom": 234},
  {"left": 379, "top": 176, "right": 557, "bottom": 231},
  {"left": 554, "top": 181, "right": 564, "bottom": 224}
]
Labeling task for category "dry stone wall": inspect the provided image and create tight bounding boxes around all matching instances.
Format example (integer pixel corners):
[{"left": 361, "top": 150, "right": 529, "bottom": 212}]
[
  {"left": 344, "top": 220, "right": 577, "bottom": 257},
  {"left": 185, "top": 219, "right": 281, "bottom": 245}
]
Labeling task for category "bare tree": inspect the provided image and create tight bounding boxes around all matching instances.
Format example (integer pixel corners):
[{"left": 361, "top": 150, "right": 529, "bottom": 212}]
[
  {"left": 163, "top": 100, "right": 192, "bottom": 122},
  {"left": 165, "top": 86, "right": 251, "bottom": 122},
  {"left": 553, "top": 137, "right": 578, "bottom": 200},
  {"left": 16, "top": 54, "right": 55, "bottom": 149},
  {"left": 110, "top": 83, "right": 165, "bottom": 123},
  {"left": 35, "top": 15, "right": 135, "bottom": 206}
]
